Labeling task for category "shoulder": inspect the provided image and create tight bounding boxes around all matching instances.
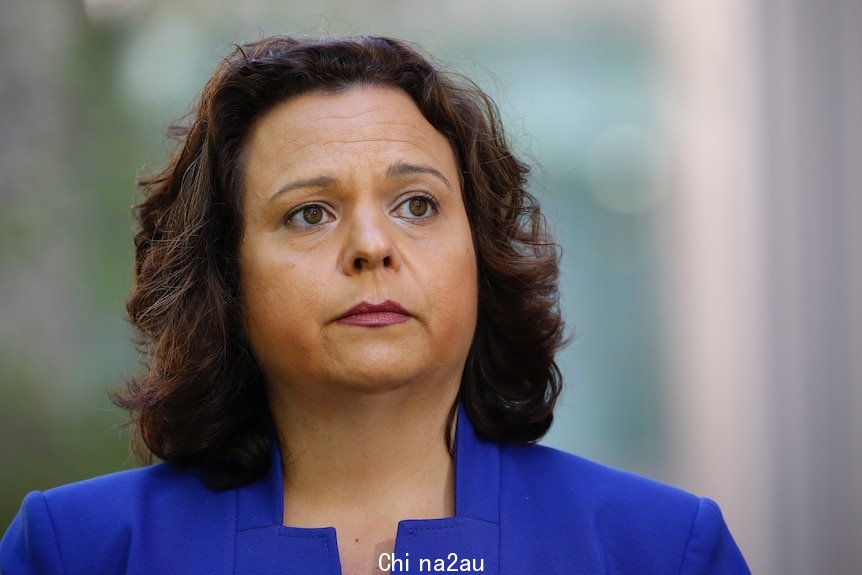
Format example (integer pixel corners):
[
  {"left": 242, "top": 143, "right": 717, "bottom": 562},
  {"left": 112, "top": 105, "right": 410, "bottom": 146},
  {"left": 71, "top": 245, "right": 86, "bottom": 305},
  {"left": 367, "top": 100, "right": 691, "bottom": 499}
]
[
  {"left": 1, "top": 464, "right": 236, "bottom": 575},
  {"left": 498, "top": 443, "right": 750, "bottom": 574},
  {"left": 501, "top": 442, "right": 698, "bottom": 518},
  {"left": 38, "top": 461, "right": 229, "bottom": 522}
]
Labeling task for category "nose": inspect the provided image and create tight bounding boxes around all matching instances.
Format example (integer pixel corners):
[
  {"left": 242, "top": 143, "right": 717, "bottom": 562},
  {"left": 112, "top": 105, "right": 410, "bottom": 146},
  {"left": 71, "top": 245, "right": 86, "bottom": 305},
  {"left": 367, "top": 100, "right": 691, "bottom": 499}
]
[{"left": 341, "top": 206, "right": 400, "bottom": 275}]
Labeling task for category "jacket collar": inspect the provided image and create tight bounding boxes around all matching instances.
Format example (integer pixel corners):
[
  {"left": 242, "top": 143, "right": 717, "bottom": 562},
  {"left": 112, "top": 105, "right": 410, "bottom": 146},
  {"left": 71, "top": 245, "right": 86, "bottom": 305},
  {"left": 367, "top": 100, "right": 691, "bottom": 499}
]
[{"left": 234, "top": 404, "right": 501, "bottom": 574}]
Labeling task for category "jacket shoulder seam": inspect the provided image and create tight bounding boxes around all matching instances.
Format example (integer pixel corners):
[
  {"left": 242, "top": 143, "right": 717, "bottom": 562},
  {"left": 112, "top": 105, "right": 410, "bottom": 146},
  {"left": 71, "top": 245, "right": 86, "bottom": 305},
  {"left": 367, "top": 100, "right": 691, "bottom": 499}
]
[{"left": 38, "top": 491, "right": 69, "bottom": 575}]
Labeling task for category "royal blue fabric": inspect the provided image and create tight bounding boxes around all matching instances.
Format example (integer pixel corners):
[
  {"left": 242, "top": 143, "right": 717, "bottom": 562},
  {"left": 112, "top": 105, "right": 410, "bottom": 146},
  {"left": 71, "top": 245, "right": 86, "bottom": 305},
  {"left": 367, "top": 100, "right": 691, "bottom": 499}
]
[{"left": 0, "top": 407, "right": 750, "bottom": 574}]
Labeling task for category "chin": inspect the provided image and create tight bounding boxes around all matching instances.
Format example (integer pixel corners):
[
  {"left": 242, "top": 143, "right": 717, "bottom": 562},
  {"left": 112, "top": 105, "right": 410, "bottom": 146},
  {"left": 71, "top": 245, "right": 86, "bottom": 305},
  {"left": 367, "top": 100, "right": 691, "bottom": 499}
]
[{"left": 333, "top": 361, "right": 431, "bottom": 394}]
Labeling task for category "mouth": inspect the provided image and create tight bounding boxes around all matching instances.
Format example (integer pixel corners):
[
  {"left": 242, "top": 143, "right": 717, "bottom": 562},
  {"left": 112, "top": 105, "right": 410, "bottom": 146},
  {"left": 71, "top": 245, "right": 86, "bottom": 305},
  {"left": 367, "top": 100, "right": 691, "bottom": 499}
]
[{"left": 336, "top": 299, "right": 412, "bottom": 327}]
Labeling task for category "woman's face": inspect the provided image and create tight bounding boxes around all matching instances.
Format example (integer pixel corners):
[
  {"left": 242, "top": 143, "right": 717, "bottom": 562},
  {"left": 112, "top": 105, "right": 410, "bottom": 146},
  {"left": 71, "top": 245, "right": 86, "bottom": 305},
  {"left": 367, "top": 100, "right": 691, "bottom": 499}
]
[{"left": 239, "top": 86, "right": 478, "bottom": 400}]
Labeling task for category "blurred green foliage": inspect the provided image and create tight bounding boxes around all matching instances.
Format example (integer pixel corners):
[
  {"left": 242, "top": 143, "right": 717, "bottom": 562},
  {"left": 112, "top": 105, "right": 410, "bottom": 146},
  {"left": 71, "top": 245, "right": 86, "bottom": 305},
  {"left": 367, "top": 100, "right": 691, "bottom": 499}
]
[
  {"left": 0, "top": 363, "right": 135, "bottom": 528},
  {"left": 1, "top": 5, "right": 143, "bottom": 528}
]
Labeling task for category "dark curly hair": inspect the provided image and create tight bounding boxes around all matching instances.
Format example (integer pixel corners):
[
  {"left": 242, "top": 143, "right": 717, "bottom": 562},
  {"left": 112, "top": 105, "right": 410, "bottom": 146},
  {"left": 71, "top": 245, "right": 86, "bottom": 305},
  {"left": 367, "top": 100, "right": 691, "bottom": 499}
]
[{"left": 113, "top": 35, "right": 565, "bottom": 489}]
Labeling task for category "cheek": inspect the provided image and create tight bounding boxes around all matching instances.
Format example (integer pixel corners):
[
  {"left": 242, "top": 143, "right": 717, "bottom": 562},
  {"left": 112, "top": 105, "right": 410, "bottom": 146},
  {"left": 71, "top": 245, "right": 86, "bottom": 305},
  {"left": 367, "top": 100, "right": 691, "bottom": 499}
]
[
  {"left": 240, "top": 239, "right": 338, "bottom": 337},
  {"left": 239, "top": 260, "right": 277, "bottom": 353},
  {"left": 240, "top": 247, "right": 304, "bottom": 348},
  {"left": 427, "top": 231, "right": 478, "bottom": 344}
]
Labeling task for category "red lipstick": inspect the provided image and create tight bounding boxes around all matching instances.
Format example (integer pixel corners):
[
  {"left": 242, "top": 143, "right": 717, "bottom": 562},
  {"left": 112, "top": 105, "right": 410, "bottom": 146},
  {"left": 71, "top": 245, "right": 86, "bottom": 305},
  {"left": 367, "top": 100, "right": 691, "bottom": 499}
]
[{"left": 336, "top": 300, "right": 411, "bottom": 327}]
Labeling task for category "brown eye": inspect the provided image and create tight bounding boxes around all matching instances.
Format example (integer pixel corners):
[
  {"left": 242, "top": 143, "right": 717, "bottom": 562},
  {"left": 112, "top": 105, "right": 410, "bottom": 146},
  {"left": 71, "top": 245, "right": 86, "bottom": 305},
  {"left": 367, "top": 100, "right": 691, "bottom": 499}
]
[
  {"left": 393, "top": 194, "right": 438, "bottom": 220},
  {"left": 302, "top": 205, "right": 323, "bottom": 224},
  {"left": 408, "top": 197, "right": 429, "bottom": 217},
  {"left": 286, "top": 203, "right": 333, "bottom": 228}
]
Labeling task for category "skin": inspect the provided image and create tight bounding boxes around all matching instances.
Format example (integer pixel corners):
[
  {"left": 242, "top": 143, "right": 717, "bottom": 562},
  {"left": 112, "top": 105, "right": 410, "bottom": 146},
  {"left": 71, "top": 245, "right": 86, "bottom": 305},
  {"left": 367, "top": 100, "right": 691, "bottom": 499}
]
[{"left": 239, "top": 86, "right": 478, "bottom": 574}]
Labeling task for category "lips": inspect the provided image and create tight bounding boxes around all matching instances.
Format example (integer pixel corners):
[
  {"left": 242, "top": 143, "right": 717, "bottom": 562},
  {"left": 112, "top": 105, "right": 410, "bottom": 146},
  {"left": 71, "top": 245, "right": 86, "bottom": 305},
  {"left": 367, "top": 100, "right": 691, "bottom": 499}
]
[{"left": 336, "top": 300, "right": 411, "bottom": 327}]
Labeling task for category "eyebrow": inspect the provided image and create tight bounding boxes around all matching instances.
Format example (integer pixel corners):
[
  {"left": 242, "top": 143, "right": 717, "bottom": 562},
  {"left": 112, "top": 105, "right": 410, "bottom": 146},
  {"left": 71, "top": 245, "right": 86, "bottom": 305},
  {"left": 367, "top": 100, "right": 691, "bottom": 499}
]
[
  {"left": 385, "top": 162, "right": 454, "bottom": 192},
  {"left": 268, "top": 162, "right": 453, "bottom": 203},
  {"left": 269, "top": 175, "right": 337, "bottom": 202}
]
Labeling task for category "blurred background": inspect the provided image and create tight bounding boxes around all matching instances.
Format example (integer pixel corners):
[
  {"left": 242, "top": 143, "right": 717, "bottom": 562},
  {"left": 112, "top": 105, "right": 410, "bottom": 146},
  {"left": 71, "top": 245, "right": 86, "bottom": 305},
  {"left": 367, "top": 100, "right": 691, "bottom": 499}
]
[{"left": 1, "top": 0, "right": 860, "bottom": 572}]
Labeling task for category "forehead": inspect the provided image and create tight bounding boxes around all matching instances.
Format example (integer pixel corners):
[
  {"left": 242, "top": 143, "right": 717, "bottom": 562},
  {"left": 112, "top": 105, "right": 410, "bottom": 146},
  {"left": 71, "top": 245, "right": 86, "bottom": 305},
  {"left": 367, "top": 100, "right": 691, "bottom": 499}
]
[{"left": 242, "top": 86, "right": 458, "bottom": 182}]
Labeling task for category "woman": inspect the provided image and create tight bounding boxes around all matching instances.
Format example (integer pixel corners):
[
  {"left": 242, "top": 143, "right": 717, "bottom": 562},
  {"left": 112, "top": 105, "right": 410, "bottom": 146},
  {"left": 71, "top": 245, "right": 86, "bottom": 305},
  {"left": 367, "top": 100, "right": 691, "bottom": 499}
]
[{"left": 0, "top": 35, "right": 749, "bottom": 574}]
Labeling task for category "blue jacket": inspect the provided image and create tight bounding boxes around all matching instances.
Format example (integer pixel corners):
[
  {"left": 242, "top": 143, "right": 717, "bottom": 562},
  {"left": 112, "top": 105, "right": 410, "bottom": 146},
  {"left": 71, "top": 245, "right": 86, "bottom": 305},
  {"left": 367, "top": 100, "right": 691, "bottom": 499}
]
[{"left": 1, "top": 408, "right": 749, "bottom": 574}]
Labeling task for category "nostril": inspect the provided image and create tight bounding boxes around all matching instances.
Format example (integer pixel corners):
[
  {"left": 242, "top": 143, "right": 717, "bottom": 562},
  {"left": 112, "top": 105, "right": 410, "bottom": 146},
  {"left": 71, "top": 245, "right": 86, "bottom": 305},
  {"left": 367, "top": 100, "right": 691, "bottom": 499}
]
[{"left": 349, "top": 255, "right": 390, "bottom": 272}]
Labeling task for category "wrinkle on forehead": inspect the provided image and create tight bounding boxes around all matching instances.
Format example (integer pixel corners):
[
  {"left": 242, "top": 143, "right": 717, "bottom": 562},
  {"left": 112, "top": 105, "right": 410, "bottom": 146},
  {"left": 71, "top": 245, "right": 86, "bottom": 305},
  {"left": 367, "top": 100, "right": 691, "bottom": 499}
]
[{"left": 243, "top": 86, "right": 459, "bottom": 202}]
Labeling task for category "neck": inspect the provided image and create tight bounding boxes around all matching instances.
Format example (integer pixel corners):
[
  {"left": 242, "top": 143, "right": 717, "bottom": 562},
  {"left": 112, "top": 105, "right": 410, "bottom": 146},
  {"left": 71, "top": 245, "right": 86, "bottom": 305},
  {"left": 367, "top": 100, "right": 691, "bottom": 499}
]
[{"left": 269, "top": 380, "right": 460, "bottom": 526}]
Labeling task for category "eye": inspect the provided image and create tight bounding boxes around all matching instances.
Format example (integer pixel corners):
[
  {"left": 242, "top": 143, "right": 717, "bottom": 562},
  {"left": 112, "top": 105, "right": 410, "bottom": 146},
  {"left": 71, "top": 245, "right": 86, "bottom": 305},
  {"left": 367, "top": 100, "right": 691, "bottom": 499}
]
[
  {"left": 393, "top": 194, "right": 438, "bottom": 220},
  {"left": 285, "top": 203, "right": 334, "bottom": 228}
]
